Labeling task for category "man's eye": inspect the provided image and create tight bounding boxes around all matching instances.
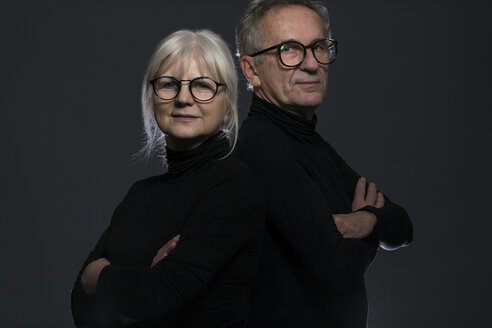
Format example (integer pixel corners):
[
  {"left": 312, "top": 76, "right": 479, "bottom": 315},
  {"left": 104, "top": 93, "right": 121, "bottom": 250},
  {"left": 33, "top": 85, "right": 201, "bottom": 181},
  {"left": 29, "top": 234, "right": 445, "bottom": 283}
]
[{"left": 281, "top": 46, "right": 293, "bottom": 53}]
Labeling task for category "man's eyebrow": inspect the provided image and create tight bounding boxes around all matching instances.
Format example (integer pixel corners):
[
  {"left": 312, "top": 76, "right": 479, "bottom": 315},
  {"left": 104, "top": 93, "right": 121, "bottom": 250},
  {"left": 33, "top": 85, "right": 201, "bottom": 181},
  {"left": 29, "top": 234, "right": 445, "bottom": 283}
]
[
  {"left": 281, "top": 38, "right": 298, "bottom": 43},
  {"left": 279, "top": 37, "right": 326, "bottom": 45}
]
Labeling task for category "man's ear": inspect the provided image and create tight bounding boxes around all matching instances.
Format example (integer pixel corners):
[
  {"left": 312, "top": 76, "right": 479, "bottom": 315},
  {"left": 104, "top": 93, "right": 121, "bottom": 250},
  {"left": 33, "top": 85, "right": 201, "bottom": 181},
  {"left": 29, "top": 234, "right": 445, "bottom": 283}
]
[{"left": 240, "top": 55, "right": 261, "bottom": 87}]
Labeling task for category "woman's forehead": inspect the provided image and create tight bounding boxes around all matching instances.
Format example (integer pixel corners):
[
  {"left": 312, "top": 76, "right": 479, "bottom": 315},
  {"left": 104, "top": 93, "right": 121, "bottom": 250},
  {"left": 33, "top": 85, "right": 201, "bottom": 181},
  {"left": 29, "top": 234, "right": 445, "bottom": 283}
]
[{"left": 159, "top": 52, "right": 214, "bottom": 78}]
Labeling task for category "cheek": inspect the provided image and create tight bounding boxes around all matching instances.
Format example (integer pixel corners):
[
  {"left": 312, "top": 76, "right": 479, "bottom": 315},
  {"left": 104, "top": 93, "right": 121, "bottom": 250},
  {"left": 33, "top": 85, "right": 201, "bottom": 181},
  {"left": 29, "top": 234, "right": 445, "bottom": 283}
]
[
  {"left": 213, "top": 105, "right": 228, "bottom": 123},
  {"left": 322, "top": 67, "right": 329, "bottom": 82},
  {"left": 153, "top": 104, "right": 171, "bottom": 128},
  {"left": 154, "top": 102, "right": 172, "bottom": 117},
  {"left": 214, "top": 96, "right": 228, "bottom": 115}
]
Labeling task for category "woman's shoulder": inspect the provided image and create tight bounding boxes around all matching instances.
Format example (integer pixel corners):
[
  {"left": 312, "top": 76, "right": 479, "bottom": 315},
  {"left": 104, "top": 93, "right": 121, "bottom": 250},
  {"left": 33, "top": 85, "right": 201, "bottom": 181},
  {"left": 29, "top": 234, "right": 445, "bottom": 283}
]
[
  {"left": 122, "top": 173, "right": 167, "bottom": 198},
  {"left": 122, "top": 155, "right": 263, "bottom": 204}
]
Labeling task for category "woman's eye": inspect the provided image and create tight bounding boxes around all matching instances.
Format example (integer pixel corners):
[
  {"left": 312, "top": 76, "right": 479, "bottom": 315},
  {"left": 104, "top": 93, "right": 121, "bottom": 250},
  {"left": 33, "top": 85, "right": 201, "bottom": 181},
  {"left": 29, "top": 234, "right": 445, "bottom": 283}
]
[
  {"left": 161, "top": 81, "right": 178, "bottom": 89},
  {"left": 194, "top": 81, "right": 213, "bottom": 90}
]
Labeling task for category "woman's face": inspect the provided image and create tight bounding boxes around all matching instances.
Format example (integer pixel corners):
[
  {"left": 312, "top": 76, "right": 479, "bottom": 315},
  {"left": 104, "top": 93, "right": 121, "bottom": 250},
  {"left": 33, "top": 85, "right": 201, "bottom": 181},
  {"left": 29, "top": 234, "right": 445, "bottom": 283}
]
[{"left": 153, "top": 55, "right": 229, "bottom": 151}]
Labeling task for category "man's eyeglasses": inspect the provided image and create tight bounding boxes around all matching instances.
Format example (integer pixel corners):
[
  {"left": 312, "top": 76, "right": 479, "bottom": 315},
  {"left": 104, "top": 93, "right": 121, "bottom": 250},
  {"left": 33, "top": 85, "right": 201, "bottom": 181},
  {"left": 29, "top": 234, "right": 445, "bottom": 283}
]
[
  {"left": 150, "top": 76, "right": 225, "bottom": 102},
  {"left": 248, "top": 38, "right": 337, "bottom": 67}
]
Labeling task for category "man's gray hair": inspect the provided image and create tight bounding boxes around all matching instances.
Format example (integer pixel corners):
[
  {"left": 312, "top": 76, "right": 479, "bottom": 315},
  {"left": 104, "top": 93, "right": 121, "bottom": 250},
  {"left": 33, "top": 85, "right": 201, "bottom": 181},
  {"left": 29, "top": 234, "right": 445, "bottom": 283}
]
[
  {"left": 236, "top": 0, "right": 332, "bottom": 61},
  {"left": 139, "top": 29, "right": 238, "bottom": 163}
]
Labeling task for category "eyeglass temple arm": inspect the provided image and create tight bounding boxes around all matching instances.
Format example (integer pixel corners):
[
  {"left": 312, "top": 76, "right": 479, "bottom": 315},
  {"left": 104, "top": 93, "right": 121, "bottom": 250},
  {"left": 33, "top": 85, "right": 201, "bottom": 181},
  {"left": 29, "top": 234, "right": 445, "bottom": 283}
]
[{"left": 248, "top": 44, "right": 279, "bottom": 57}]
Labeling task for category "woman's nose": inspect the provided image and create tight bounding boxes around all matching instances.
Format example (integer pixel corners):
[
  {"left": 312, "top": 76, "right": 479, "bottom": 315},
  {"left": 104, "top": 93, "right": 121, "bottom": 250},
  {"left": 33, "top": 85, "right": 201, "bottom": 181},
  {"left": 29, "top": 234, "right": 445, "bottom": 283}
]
[{"left": 175, "top": 82, "right": 194, "bottom": 105}]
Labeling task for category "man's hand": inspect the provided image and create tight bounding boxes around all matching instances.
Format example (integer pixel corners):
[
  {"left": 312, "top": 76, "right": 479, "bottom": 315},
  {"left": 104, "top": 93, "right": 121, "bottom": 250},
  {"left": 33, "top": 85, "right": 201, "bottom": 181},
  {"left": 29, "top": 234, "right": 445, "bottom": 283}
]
[
  {"left": 151, "top": 235, "right": 180, "bottom": 267},
  {"left": 81, "top": 258, "right": 110, "bottom": 295},
  {"left": 333, "top": 211, "right": 377, "bottom": 239},
  {"left": 352, "top": 177, "right": 384, "bottom": 211},
  {"left": 333, "top": 177, "right": 385, "bottom": 238}
]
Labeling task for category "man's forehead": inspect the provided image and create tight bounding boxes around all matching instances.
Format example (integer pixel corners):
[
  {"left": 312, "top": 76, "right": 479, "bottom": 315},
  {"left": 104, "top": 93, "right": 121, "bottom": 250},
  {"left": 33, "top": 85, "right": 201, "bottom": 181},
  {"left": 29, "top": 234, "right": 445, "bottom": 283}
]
[{"left": 259, "top": 5, "right": 325, "bottom": 45}]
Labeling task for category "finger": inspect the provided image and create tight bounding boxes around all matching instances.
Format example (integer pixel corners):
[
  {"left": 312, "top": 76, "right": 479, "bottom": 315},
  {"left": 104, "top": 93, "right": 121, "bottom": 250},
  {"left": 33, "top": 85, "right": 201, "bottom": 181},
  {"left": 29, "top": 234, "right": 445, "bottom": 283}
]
[
  {"left": 375, "top": 192, "right": 385, "bottom": 208},
  {"left": 334, "top": 215, "right": 351, "bottom": 236},
  {"left": 167, "top": 240, "right": 178, "bottom": 252},
  {"left": 352, "top": 177, "right": 366, "bottom": 211},
  {"left": 333, "top": 215, "right": 343, "bottom": 232},
  {"left": 354, "top": 178, "right": 366, "bottom": 202},
  {"left": 168, "top": 235, "right": 180, "bottom": 249},
  {"left": 161, "top": 235, "right": 180, "bottom": 253},
  {"left": 151, "top": 251, "right": 169, "bottom": 267},
  {"left": 366, "top": 182, "right": 377, "bottom": 204},
  {"left": 161, "top": 244, "right": 173, "bottom": 254},
  {"left": 342, "top": 229, "right": 356, "bottom": 238},
  {"left": 151, "top": 256, "right": 158, "bottom": 267},
  {"left": 338, "top": 226, "right": 347, "bottom": 235}
]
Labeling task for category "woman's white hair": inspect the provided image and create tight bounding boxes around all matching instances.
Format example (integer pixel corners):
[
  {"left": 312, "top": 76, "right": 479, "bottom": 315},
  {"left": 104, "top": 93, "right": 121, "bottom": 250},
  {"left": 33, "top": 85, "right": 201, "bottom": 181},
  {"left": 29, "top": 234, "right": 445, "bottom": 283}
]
[{"left": 139, "top": 29, "right": 238, "bottom": 163}]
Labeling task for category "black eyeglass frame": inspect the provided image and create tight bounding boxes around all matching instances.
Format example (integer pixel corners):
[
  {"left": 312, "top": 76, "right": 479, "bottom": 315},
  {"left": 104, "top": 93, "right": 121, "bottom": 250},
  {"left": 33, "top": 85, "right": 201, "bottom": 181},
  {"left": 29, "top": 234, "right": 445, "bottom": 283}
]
[
  {"left": 149, "top": 76, "right": 225, "bottom": 102},
  {"left": 248, "top": 38, "right": 338, "bottom": 67}
]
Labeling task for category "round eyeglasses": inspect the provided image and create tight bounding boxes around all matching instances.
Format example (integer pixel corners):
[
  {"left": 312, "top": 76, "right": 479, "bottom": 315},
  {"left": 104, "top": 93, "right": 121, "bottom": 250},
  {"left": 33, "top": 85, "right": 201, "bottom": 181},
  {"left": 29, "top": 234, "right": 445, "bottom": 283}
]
[
  {"left": 150, "top": 76, "right": 225, "bottom": 102},
  {"left": 249, "top": 38, "right": 337, "bottom": 67}
]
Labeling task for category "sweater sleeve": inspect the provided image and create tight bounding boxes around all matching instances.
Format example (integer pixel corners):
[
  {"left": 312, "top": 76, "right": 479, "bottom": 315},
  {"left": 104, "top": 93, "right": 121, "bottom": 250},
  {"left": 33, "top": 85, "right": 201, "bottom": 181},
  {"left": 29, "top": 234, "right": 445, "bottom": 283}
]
[
  {"left": 71, "top": 183, "right": 141, "bottom": 328},
  {"left": 95, "top": 173, "right": 265, "bottom": 320},
  {"left": 71, "top": 213, "right": 120, "bottom": 327},
  {"left": 326, "top": 142, "right": 414, "bottom": 250},
  {"left": 241, "top": 142, "right": 377, "bottom": 291}
]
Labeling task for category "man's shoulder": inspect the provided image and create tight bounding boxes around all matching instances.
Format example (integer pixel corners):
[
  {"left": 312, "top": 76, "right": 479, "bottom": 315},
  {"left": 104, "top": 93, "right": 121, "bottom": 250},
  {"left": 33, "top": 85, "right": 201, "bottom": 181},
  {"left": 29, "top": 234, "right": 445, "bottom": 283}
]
[
  {"left": 237, "top": 116, "right": 291, "bottom": 157},
  {"left": 212, "top": 155, "right": 259, "bottom": 181}
]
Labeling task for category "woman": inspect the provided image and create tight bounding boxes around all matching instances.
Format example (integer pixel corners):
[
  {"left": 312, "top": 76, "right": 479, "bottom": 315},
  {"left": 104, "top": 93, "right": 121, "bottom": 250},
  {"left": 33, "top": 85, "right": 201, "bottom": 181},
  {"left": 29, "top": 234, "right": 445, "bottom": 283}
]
[{"left": 71, "top": 30, "right": 265, "bottom": 327}]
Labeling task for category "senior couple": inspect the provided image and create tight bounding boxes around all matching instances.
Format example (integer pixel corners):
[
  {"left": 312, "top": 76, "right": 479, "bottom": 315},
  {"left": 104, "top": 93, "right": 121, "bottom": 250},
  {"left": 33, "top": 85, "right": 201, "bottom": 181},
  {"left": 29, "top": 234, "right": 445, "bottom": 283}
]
[{"left": 71, "top": 0, "right": 413, "bottom": 327}]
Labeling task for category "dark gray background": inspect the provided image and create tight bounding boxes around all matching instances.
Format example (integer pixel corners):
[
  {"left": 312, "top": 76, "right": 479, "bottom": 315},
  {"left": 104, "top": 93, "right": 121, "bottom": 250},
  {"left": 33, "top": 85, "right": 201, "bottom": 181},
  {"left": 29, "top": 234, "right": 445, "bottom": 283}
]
[{"left": 1, "top": 0, "right": 491, "bottom": 327}]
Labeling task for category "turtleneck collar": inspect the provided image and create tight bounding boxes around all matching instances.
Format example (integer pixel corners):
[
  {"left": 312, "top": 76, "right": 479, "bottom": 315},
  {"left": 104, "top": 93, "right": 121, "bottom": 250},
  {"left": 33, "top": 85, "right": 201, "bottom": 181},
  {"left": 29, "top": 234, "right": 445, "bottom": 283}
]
[
  {"left": 249, "top": 94, "right": 318, "bottom": 138},
  {"left": 165, "top": 131, "right": 230, "bottom": 181}
]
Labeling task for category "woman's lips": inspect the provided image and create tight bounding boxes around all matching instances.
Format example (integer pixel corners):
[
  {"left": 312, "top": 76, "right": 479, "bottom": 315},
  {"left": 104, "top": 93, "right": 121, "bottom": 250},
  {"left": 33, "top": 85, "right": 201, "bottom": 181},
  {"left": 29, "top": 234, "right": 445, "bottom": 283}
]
[{"left": 171, "top": 114, "right": 199, "bottom": 122}]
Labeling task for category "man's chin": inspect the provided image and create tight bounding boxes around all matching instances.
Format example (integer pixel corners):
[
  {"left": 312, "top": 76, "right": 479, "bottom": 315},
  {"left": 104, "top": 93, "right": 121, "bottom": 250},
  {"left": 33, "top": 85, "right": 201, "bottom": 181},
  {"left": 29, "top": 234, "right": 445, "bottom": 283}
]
[{"left": 295, "top": 94, "right": 324, "bottom": 109}]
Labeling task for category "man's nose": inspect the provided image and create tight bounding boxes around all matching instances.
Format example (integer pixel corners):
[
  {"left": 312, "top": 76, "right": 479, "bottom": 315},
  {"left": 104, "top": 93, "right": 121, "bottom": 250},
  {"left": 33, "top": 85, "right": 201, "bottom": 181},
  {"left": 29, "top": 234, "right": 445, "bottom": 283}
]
[{"left": 299, "top": 48, "right": 319, "bottom": 72}]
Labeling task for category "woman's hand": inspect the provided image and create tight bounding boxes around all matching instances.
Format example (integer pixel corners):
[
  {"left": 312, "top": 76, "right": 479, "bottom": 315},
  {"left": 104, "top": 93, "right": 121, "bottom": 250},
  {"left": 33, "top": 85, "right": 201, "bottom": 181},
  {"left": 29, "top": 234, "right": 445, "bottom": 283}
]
[
  {"left": 151, "top": 235, "right": 180, "bottom": 267},
  {"left": 81, "top": 258, "right": 110, "bottom": 295}
]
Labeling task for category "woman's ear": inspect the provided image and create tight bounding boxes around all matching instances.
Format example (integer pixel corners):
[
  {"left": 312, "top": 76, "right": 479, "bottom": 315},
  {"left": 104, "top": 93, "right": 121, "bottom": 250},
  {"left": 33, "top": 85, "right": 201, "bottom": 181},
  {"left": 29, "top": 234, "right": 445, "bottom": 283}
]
[
  {"left": 240, "top": 56, "right": 261, "bottom": 87},
  {"left": 224, "top": 109, "right": 231, "bottom": 122}
]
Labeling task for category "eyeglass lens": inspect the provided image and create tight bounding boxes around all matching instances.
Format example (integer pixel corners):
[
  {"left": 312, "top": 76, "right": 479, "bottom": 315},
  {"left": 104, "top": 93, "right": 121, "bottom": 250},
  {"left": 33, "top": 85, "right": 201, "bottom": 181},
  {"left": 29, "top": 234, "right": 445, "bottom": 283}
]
[
  {"left": 279, "top": 39, "right": 336, "bottom": 66},
  {"left": 153, "top": 77, "right": 218, "bottom": 101}
]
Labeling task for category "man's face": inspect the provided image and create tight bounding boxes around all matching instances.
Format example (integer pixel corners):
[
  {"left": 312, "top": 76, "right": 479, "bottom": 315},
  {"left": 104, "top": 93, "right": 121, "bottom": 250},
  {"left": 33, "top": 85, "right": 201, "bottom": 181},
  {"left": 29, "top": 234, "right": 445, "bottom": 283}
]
[{"left": 252, "top": 5, "right": 329, "bottom": 119}]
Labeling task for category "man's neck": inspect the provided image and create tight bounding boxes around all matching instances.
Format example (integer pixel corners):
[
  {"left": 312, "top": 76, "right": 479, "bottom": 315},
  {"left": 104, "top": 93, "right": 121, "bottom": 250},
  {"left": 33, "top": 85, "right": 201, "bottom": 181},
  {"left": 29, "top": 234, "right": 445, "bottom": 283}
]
[{"left": 253, "top": 92, "right": 316, "bottom": 121}]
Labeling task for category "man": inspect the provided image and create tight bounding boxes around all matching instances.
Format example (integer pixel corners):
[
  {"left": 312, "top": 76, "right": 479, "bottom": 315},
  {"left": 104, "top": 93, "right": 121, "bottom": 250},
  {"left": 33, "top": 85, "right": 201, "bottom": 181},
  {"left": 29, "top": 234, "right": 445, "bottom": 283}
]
[{"left": 235, "top": 0, "right": 413, "bottom": 327}]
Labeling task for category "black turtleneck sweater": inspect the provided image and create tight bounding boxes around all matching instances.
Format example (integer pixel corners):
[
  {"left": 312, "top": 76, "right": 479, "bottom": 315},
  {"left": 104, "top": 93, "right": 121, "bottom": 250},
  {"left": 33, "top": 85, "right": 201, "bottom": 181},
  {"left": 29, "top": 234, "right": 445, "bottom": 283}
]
[
  {"left": 71, "top": 134, "right": 266, "bottom": 328},
  {"left": 236, "top": 96, "right": 413, "bottom": 328}
]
